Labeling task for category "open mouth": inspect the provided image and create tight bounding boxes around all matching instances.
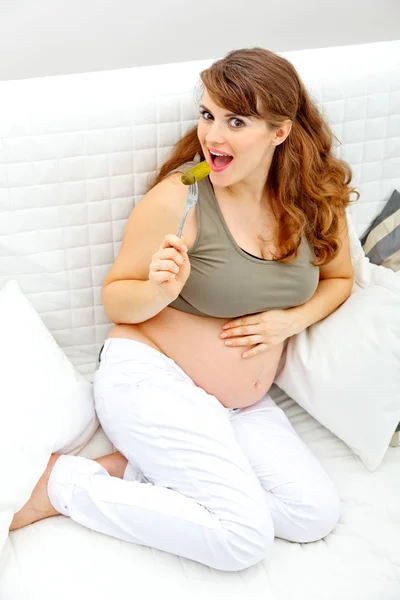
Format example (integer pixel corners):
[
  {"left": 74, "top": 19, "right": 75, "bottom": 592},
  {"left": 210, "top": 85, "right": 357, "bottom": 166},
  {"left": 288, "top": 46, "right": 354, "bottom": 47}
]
[{"left": 208, "top": 149, "right": 234, "bottom": 172}]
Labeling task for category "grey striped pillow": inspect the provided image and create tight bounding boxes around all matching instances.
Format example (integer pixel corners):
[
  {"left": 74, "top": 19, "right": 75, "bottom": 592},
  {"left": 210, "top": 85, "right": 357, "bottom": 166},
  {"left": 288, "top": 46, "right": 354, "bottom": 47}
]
[{"left": 360, "top": 190, "right": 400, "bottom": 271}]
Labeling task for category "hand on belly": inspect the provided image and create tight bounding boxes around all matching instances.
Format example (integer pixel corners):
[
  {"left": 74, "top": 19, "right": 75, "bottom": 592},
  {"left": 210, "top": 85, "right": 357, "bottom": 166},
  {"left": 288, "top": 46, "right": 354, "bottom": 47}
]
[{"left": 141, "top": 309, "right": 284, "bottom": 408}]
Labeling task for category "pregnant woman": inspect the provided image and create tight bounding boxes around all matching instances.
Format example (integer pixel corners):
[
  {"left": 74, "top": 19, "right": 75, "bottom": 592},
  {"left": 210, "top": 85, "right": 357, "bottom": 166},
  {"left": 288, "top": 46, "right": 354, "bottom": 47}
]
[{"left": 11, "top": 47, "right": 356, "bottom": 571}]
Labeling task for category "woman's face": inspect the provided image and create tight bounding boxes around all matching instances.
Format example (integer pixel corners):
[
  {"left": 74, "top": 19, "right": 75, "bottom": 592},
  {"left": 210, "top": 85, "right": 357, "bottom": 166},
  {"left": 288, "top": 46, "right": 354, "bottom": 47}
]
[{"left": 197, "top": 89, "right": 282, "bottom": 188}]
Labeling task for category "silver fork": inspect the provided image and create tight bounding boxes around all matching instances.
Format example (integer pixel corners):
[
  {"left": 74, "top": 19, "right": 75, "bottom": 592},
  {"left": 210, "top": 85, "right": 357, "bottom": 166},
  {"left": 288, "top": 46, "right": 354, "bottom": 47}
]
[{"left": 177, "top": 181, "right": 199, "bottom": 237}]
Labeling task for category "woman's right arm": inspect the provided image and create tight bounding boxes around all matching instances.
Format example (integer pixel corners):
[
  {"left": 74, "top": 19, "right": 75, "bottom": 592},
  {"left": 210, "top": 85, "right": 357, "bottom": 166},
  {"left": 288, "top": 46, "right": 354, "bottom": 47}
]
[{"left": 101, "top": 173, "right": 191, "bottom": 325}]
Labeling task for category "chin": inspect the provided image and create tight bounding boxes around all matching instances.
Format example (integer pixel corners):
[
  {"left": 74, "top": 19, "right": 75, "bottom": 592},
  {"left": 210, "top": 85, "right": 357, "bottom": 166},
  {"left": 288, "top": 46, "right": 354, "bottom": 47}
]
[
  {"left": 209, "top": 169, "right": 236, "bottom": 186},
  {"left": 209, "top": 173, "right": 229, "bottom": 188}
]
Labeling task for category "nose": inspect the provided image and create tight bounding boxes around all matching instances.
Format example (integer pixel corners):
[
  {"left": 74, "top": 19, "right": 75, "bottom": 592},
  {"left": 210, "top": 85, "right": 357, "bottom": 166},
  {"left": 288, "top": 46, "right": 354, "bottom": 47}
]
[{"left": 204, "top": 120, "right": 227, "bottom": 146}]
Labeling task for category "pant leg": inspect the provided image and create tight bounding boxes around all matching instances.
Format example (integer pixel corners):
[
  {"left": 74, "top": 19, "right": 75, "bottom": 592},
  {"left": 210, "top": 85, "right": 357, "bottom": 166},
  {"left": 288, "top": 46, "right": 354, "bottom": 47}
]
[
  {"left": 229, "top": 394, "right": 341, "bottom": 543},
  {"left": 47, "top": 339, "right": 274, "bottom": 572}
]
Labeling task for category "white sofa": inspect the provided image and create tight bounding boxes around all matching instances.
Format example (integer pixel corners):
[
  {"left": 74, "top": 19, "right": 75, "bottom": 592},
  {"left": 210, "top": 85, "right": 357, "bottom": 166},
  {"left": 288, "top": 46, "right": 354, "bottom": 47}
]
[{"left": 1, "top": 40, "right": 400, "bottom": 600}]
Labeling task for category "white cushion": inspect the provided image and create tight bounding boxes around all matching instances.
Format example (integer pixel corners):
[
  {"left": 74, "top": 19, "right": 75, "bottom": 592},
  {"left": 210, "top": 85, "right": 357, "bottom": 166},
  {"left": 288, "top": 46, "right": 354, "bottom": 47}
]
[
  {"left": 275, "top": 215, "right": 400, "bottom": 471},
  {"left": 1, "top": 41, "right": 399, "bottom": 383},
  {"left": 0, "top": 280, "right": 98, "bottom": 554}
]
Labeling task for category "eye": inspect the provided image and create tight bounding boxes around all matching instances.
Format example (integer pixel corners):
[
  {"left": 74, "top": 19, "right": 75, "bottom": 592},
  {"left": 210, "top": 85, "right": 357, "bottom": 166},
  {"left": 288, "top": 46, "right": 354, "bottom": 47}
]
[
  {"left": 229, "top": 118, "right": 245, "bottom": 129},
  {"left": 200, "top": 110, "right": 213, "bottom": 121}
]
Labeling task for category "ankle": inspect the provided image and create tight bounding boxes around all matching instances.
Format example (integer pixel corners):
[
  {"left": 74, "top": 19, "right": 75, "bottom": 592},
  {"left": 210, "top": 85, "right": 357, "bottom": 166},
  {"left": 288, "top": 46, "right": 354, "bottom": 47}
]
[{"left": 94, "top": 452, "right": 128, "bottom": 479}]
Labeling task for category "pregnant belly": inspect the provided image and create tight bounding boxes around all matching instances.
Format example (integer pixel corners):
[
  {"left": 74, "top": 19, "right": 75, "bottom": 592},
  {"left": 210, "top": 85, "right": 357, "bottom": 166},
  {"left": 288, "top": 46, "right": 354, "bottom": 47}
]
[{"left": 108, "top": 307, "right": 284, "bottom": 408}]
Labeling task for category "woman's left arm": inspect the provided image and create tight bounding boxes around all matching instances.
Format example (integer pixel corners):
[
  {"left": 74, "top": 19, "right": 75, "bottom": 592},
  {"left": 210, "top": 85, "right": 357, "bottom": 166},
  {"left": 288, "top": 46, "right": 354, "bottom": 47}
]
[
  {"left": 221, "top": 216, "right": 354, "bottom": 358},
  {"left": 289, "top": 214, "right": 354, "bottom": 334}
]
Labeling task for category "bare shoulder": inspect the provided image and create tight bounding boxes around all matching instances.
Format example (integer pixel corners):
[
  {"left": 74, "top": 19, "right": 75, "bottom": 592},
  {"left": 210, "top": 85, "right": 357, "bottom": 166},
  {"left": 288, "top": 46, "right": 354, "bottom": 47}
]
[
  {"left": 134, "top": 172, "right": 188, "bottom": 216},
  {"left": 125, "top": 172, "right": 189, "bottom": 244},
  {"left": 102, "top": 173, "right": 190, "bottom": 285}
]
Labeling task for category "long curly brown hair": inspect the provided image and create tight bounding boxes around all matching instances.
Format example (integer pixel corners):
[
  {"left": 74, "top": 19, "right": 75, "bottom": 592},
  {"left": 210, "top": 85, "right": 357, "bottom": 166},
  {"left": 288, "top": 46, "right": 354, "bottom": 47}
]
[{"left": 151, "top": 48, "right": 359, "bottom": 265}]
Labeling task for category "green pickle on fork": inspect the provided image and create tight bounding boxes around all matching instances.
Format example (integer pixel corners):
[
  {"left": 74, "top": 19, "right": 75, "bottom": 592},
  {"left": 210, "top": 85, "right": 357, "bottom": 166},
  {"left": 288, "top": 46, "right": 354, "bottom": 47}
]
[{"left": 181, "top": 160, "right": 211, "bottom": 185}]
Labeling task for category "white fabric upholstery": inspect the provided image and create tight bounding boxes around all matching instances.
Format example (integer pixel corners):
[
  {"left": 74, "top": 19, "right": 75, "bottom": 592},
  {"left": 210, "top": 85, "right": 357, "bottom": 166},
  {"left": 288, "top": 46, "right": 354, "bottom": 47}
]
[
  {"left": 0, "top": 40, "right": 399, "bottom": 382},
  {"left": 1, "top": 41, "right": 400, "bottom": 600}
]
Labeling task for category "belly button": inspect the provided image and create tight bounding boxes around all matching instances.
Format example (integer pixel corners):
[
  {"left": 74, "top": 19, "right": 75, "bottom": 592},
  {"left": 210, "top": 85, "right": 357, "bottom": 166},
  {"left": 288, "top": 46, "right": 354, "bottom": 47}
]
[{"left": 253, "top": 380, "right": 261, "bottom": 389}]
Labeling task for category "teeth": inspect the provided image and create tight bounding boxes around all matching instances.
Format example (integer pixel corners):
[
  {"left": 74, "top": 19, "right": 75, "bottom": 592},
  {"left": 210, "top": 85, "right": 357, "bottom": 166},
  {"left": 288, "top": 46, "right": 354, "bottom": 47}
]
[{"left": 210, "top": 151, "right": 232, "bottom": 157}]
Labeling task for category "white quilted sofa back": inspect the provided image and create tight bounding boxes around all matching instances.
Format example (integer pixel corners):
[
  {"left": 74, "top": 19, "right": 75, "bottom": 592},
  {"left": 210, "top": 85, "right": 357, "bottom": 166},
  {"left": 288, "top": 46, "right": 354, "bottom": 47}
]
[{"left": 0, "top": 41, "right": 399, "bottom": 381}]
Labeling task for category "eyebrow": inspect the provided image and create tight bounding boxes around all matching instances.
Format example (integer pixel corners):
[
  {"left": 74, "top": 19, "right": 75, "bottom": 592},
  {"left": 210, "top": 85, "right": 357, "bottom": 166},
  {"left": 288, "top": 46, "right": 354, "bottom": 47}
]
[{"left": 199, "top": 104, "right": 249, "bottom": 119}]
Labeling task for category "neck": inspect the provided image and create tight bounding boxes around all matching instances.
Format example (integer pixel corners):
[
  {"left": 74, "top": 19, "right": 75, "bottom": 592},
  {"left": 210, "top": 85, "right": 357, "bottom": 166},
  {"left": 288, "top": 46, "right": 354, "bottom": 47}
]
[
  {"left": 226, "top": 154, "right": 273, "bottom": 207},
  {"left": 226, "top": 180, "right": 266, "bottom": 207}
]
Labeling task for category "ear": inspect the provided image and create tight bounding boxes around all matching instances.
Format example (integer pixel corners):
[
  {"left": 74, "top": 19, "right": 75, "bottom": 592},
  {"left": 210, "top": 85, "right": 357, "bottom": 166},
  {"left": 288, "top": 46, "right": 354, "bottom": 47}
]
[{"left": 272, "top": 120, "right": 292, "bottom": 146}]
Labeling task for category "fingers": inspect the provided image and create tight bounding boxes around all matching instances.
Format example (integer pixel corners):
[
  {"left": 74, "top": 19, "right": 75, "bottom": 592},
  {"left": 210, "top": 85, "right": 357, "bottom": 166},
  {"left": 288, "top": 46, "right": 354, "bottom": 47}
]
[
  {"left": 150, "top": 270, "right": 177, "bottom": 284},
  {"left": 149, "top": 256, "right": 177, "bottom": 284},
  {"left": 157, "top": 247, "right": 184, "bottom": 266},
  {"left": 220, "top": 324, "right": 259, "bottom": 339},
  {"left": 151, "top": 253, "right": 182, "bottom": 271},
  {"left": 149, "top": 234, "right": 189, "bottom": 285},
  {"left": 242, "top": 344, "right": 269, "bottom": 359},
  {"left": 222, "top": 316, "right": 259, "bottom": 330},
  {"left": 150, "top": 258, "right": 179, "bottom": 275},
  {"left": 222, "top": 334, "right": 264, "bottom": 347},
  {"left": 161, "top": 234, "right": 188, "bottom": 253}
]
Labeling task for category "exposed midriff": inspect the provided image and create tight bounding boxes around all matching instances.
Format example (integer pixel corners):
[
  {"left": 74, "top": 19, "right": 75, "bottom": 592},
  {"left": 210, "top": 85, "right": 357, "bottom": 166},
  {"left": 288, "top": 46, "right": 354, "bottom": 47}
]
[{"left": 106, "top": 309, "right": 283, "bottom": 409}]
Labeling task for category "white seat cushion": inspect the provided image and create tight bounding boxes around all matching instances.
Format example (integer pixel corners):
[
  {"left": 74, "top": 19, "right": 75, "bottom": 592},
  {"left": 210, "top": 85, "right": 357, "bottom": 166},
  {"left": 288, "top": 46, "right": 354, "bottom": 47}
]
[{"left": 4, "top": 387, "right": 400, "bottom": 600}]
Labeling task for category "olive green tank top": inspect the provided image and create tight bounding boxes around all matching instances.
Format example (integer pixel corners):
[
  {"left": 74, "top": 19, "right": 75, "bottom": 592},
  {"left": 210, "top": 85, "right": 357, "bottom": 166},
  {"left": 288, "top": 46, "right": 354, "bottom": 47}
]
[{"left": 168, "top": 159, "right": 319, "bottom": 319}]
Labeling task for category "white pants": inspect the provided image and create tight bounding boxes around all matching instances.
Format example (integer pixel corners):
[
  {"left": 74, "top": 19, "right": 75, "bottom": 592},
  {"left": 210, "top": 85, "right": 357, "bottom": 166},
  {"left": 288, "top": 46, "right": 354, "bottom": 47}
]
[{"left": 47, "top": 338, "right": 340, "bottom": 572}]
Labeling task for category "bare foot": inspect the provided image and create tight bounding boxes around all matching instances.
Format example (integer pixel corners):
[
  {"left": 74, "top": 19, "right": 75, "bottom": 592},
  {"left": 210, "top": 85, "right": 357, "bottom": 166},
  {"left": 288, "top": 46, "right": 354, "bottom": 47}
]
[
  {"left": 94, "top": 451, "right": 128, "bottom": 479},
  {"left": 9, "top": 452, "right": 129, "bottom": 532},
  {"left": 9, "top": 454, "right": 61, "bottom": 531}
]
